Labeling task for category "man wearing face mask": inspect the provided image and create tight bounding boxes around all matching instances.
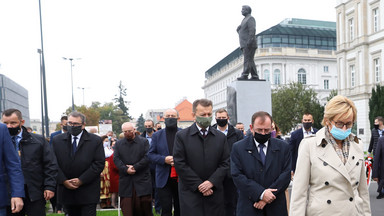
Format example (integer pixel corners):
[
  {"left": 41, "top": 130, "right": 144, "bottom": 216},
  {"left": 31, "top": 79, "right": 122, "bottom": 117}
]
[
  {"left": 52, "top": 111, "right": 105, "bottom": 216},
  {"left": 2, "top": 109, "right": 57, "bottom": 216},
  {"left": 141, "top": 120, "right": 155, "bottom": 144},
  {"left": 212, "top": 108, "right": 243, "bottom": 216},
  {"left": 368, "top": 116, "right": 384, "bottom": 157},
  {"left": 148, "top": 109, "right": 181, "bottom": 216},
  {"left": 231, "top": 111, "right": 291, "bottom": 216},
  {"left": 289, "top": 113, "right": 318, "bottom": 176},
  {"left": 173, "top": 99, "right": 229, "bottom": 216},
  {"left": 114, "top": 122, "right": 152, "bottom": 216}
]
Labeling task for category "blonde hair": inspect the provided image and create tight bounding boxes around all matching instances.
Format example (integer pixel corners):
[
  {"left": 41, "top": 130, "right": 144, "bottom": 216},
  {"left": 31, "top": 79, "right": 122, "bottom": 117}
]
[{"left": 321, "top": 95, "right": 357, "bottom": 126}]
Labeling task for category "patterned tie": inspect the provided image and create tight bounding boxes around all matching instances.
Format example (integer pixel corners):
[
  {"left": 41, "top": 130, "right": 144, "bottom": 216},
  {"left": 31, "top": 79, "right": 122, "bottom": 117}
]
[
  {"left": 259, "top": 143, "right": 266, "bottom": 165},
  {"left": 201, "top": 129, "right": 207, "bottom": 138},
  {"left": 72, "top": 136, "right": 78, "bottom": 155}
]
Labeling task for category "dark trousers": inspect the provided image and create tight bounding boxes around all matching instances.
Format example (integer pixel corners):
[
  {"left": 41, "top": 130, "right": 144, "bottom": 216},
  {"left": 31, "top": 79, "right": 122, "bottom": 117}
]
[
  {"left": 241, "top": 46, "right": 257, "bottom": 78},
  {"left": 6, "top": 185, "right": 46, "bottom": 216},
  {"left": 158, "top": 177, "right": 180, "bottom": 216},
  {"left": 121, "top": 187, "right": 152, "bottom": 216},
  {"left": 65, "top": 203, "right": 97, "bottom": 216},
  {"left": 223, "top": 177, "right": 238, "bottom": 216}
]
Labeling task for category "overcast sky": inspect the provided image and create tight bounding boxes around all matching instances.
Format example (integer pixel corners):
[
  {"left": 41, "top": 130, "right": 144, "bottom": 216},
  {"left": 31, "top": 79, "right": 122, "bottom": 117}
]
[{"left": 0, "top": 0, "right": 336, "bottom": 122}]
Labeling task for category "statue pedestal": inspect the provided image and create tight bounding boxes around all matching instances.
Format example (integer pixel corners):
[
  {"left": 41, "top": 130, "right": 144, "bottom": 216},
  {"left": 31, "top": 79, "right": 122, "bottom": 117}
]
[{"left": 227, "top": 80, "right": 272, "bottom": 130}]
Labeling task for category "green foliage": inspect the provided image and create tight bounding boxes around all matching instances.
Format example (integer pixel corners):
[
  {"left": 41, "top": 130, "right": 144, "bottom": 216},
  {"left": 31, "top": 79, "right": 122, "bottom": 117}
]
[
  {"left": 326, "top": 89, "right": 338, "bottom": 102},
  {"left": 136, "top": 114, "right": 145, "bottom": 133},
  {"left": 114, "top": 81, "right": 132, "bottom": 119},
  {"left": 369, "top": 85, "right": 384, "bottom": 129},
  {"left": 272, "top": 82, "right": 324, "bottom": 134}
]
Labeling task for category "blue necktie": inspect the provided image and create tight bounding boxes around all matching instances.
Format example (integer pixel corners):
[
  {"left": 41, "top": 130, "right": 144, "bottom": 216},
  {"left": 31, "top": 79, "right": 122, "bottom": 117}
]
[
  {"left": 72, "top": 136, "right": 78, "bottom": 155},
  {"left": 259, "top": 143, "right": 266, "bottom": 165}
]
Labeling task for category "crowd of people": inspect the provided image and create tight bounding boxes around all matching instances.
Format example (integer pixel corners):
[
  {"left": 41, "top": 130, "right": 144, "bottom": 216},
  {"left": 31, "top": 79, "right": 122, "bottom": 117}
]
[{"left": 0, "top": 95, "right": 379, "bottom": 216}]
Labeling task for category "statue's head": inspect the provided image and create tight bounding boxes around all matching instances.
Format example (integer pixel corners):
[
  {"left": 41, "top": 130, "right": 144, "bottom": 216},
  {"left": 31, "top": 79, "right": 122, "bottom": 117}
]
[{"left": 241, "top": 5, "right": 252, "bottom": 16}]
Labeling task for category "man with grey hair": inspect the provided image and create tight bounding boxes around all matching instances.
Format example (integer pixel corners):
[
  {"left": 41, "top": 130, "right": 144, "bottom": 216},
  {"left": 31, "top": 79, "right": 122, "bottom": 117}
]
[
  {"left": 148, "top": 108, "right": 181, "bottom": 216},
  {"left": 114, "top": 122, "right": 152, "bottom": 216},
  {"left": 237, "top": 5, "right": 258, "bottom": 80},
  {"left": 52, "top": 111, "right": 105, "bottom": 216}
]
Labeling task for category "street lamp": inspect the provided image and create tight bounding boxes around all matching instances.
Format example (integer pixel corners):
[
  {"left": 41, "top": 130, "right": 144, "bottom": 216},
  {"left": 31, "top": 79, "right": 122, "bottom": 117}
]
[
  {"left": 62, "top": 57, "right": 81, "bottom": 111},
  {"left": 77, "top": 86, "right": 89, "bottom": 106}
]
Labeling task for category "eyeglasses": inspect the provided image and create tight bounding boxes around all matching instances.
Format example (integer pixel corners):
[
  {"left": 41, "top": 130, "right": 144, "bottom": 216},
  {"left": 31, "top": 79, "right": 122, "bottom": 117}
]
[
  {"left": 67, "top": 122, "right": 82, "bottom": 127},
  {"left": 332, "top": 121, "right": 353, "bottom": 129}
]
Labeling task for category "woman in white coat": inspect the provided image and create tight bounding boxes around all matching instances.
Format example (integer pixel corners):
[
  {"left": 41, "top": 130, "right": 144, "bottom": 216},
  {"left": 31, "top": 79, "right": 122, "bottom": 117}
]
[{"left": 290, "top": 95, "right": 371, "bottom": 215}]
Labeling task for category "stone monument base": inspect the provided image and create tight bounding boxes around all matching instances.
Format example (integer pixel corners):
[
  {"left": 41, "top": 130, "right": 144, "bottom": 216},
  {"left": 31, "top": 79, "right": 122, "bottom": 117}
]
[{"left": 227, "top": 80, "right": 272, "bottom": 130}]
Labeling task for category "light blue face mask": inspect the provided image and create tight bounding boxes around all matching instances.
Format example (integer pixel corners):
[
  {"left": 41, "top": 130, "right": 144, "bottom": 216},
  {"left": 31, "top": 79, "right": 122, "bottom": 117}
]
[{"left": 330, "top": 124, "right": 351, "bottom": 140}]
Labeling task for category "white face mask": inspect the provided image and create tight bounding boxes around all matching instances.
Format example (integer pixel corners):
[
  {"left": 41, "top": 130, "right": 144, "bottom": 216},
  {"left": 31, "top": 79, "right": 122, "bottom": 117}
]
[{"left": 103, "top": 141, "right": 110, "bottom": 148}]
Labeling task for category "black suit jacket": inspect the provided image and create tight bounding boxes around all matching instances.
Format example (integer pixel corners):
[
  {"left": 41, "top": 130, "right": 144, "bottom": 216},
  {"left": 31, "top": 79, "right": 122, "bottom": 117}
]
[
  {"left": 289, "top": 128, "right": 318, "bottom": 172},
  {"left": 52, "top": 130, "right": 105, "bottom": 205},
  {"left": 173, "top": 123, "right": 230, "bottom": 216},
  {"left": 231, "top": 136, "right": 291, "bottom": 216}
]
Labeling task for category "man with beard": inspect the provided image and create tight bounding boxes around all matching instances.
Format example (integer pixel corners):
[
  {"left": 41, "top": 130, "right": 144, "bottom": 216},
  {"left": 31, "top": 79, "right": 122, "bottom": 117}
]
[
  {"left": 212, "top": 108, "right": 243, "bottom": 216},
  {"left": 289, "top": 113, "right": 318, "bottom": 175},
  {"left": 2, "top": 109, "right": 57, "bottom": 216},
  {"left": 173, "top": 99, "right": 229, "bottom": 216},
  {"left": 52, "top": 111, "right": 105, "bottom": 216},
  {"left": 114, "top": 122, "right": 152, "bottom": 216},
  {"left": 148, "top": 109, "right": 181, "bottom": 216},
  {"left": 231, "top": 111, "right": 291, "bottom": 215}
]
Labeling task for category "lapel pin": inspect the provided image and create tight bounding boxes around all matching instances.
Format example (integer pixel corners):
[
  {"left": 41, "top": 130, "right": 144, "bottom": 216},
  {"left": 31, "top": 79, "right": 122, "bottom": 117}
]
[{"left": 248, "top": 150, "right": 252, "bottom": 154}]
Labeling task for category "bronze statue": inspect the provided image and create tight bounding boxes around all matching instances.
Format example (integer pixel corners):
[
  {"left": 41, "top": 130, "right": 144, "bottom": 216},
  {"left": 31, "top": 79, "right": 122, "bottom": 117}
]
[{"left": 237, "top": 5, "right": 258, "bottom": 80}]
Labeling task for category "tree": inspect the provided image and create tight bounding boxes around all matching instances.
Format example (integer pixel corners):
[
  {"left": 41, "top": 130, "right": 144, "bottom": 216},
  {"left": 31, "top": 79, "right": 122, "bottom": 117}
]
[
  {"left": 369, "top": 85, "right": 384, "bottom": 129},
  {"left": 272, "top": 82, "right": 324, "bottom": 134},
  {"left": 326, "top": 89, "right": 338, "bottom": 102},
  {"left": 136, "top": 114, "right": 145, "bottom": 133},
  {"left": 114, "top": 81, "right": 132, "bottom": 119}
]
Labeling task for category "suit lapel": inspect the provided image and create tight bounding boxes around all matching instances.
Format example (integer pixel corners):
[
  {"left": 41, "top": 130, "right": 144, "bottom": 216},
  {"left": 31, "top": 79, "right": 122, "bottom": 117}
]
[
  {"left": 265, "top": 139, "right": 279, "bottom": 171},
  {"left": 345, "top": 140, "right": 363, "bottom": 174},
  {"left": 160, "top": 130, "right": 170, "bottom": 155},
  {"left": 245, "top": 136, "right": 263, "bottom": 165},
  {"left": 317, "top": 142, "right": 352, "bottom": 184}
]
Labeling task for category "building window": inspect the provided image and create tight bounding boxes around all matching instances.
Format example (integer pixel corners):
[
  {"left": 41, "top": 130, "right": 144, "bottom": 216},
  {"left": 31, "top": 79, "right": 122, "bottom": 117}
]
[
  {"left": 324, "top": 66, "right": 329, "bottom": 72},
  {"left": 324, "top": 80, "right": 329, "bottom": 89},
  {"left": 349, "top": 18, "right": 354, "bottom": 41},
  {"left": 273, "top": 69, "right": 281, "bottom": 85},
  {"left": 264, "top": 69, "right": 270, "bottom": 82},
  {"left": 350, "top": 65, "right": 355, "bottom": 87},
  {"left": 373, "top": 8, "right": 379, "bottom": 32},
  {"left": 374, "top": 58, "right": 380, "bottom": 83},
  {"left": 298, "top": 68, "right": 307, "bottom": 84}
]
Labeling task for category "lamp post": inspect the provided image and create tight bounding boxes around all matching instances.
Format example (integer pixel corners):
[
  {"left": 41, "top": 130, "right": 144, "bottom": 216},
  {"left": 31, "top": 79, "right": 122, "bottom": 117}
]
[
  {"left": 63, "top": 57, "right": 81, "bottom": 111},
  {"left": 38, "top": 0, "right": 49, "bottom": 138},
  {"left": 77, "top": 86, "right": 89, "bottom": 106}
]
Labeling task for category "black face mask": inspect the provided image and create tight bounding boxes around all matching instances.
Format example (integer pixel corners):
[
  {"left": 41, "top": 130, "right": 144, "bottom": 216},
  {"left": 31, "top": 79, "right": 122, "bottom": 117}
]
[
  {"left": 8, "top": 126, "right": 21, "bottom": 136},
  {"left": 165, "top": 118, "right": 178, "bottom": 128},
  {"left": 157, "top": 127, "right": 162, "bottom": 131},
  {"left": 303, "top": 122, "right": 312, "bottom": 130},
  {"left": 67, "top": 126, "right": 83, "bottom": 136},
  {"left": 216, "top": 118, "right": 228, "bottom": 127},
  {"left": 145, "top": 128, "right": 153, "bottom": 133},
  {"left": 62, "top": 125, "right": 68, "bottom": 131},
  {"left": 254, "top": 132, "right": 271, "bottom": 144},
  {"left": 374, "top": 124, "right": 380, "bottom": 130}
]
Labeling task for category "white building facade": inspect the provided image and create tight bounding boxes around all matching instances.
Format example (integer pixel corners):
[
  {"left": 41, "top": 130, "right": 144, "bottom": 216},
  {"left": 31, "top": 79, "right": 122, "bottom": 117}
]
[
  {"left": 203, "top": 19, "right": 338, "bottom": 125},
  {"left": 336, "top": 0, "right": 384, "bottom": 149}
]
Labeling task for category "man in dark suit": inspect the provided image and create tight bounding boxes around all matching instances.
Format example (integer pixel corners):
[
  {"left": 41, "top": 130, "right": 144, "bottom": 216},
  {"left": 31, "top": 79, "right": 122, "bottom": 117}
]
[
  {"left": 373, "top": 136, "right": 384, "bottom": 199},
  {"left": 49, "top": 116, "right": 68, "bottom": 147},
  {"left": 237, "top": 5, "right": 258, "bottom": 80},
  {"left": 289, "top": 113, "right": 318, "bottom": 175},
  {"left": 173, "top": 99, "right": 230, "bottom": 216},
  {"left": 231, "top": 111, "right": 291, "bottom": 216},
  {"left": 2, "top": 109, "right": 57, "bottom": 216},
  {"left": 0, "top": 123, "right": 24, "bottom": 215},
  {"left": 212, "top": 108, "right": 243, "bottom": 216},
  {"left": 114, "top": 122, "right": 152, "bottom": 216},
  {"left": 52, "top": 111, "right": 105, "bottom": 216},
  {"left": 369, "top": 116, "right": 384, "bottom": 157},
  {"left": 148, "top": 108, "right": 181, "bottom": 216}
]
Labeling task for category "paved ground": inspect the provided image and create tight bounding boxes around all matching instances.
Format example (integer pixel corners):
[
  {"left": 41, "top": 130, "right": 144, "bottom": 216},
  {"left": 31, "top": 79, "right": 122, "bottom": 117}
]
[{"left": 369, "top": 181, "right": 384, "bottom": 216}]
